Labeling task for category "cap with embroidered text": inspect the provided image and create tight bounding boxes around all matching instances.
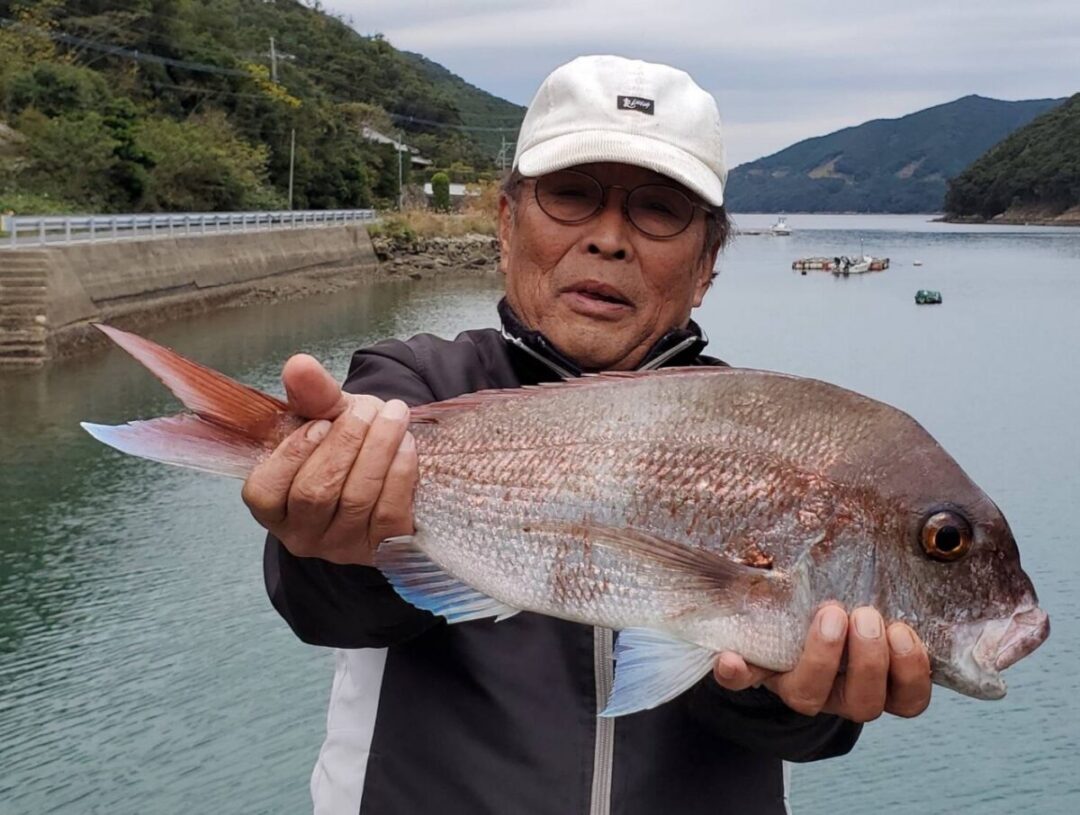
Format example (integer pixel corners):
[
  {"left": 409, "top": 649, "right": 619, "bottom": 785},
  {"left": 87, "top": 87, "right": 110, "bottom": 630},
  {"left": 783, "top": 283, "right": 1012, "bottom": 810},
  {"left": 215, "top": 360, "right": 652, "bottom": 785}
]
[{"left": 514, "top": 55, "right": 727, "bottom": 206}]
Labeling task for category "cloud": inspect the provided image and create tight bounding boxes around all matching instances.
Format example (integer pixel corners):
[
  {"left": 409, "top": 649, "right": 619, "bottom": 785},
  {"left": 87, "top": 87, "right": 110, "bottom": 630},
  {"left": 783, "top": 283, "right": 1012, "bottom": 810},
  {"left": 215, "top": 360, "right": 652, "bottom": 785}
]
[{"left": 327, "top": 0, "right": 1080, "bottom": 165}]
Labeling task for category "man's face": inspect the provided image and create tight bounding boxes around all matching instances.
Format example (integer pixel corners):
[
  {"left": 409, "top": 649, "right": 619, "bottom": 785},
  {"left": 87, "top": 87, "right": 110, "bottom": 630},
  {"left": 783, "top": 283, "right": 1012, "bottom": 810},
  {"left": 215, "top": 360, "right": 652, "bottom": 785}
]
[{"left": 499, "top": 162, "right": 718, "bottom": 371}]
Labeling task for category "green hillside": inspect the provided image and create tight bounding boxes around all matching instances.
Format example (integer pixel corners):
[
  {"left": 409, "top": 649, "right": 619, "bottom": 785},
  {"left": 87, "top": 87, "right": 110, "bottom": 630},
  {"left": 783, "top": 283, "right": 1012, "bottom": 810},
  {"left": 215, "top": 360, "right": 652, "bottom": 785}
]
[
  {"left": 725, "top": 95, "right": 1063, "bottom": 214},
  {"left": 0, "top": 0, "right": 524, "bottom": 214},
  {"left": 945, "top": 93, "right": 1080, "bottom": 221},
  {"left": 400, "top": 51, "right": 523, "bottom": 160}
]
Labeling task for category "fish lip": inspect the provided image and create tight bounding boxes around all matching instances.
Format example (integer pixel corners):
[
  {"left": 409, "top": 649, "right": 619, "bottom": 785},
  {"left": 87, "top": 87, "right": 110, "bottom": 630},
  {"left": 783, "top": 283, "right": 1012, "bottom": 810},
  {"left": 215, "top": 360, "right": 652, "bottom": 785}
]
[
  {"left": 992, "top": 606, "right": 1050, "bottom": 671},
  {"left": 561, "top": 279, "right": 633, "bottom": 307},
  {"left": 937, "top": 605, "right": 1050, "bottom": 700}
]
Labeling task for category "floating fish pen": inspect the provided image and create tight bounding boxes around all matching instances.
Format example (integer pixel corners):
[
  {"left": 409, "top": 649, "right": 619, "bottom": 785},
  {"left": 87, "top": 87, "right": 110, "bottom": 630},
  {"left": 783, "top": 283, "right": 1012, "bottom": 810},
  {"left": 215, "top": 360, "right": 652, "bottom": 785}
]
[
  {"left": 792, "top": 257, "right": 836, "bottom": 271},
  {"left": 792, "top": 256, "right": 890, "bottom": 273}
]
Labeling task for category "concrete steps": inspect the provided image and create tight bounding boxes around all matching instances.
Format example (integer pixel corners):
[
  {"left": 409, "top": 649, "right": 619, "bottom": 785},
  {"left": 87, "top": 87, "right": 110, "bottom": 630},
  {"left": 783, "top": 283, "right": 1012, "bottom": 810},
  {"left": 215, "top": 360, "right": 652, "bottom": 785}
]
[{"left": 1, "top": 252, "right": 50, "bottom": 367}]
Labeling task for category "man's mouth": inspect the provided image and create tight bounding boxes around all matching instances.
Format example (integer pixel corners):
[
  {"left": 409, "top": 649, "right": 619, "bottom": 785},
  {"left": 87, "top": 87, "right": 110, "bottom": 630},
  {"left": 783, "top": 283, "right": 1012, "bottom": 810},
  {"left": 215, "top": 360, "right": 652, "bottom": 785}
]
[{"left": 562, "top": 281, "right": 632, "bottom": 307}]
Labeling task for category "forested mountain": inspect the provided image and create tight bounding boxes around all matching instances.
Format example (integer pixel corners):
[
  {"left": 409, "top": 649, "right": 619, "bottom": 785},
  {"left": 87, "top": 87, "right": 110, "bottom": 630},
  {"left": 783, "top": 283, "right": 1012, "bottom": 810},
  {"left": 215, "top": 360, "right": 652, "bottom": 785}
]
[
  {"left": 0, "top": 0, "right": 525, "bottom": 214},
  {"left": 945, "top": 93, "right": 1080, "bottom": 222},
  {"left": 725, "top": 95, "right": 1063, "bottom": 214}
]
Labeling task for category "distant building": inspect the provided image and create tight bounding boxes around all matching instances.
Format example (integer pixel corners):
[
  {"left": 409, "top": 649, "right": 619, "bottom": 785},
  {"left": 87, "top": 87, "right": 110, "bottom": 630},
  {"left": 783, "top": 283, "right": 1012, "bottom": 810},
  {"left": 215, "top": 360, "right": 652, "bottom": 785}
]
[
  {"left": 360, "top": 126, "right": 432, "bottom": 170},
  {"left": 422, "top": 182, "right": 481, "bottom": 203}
]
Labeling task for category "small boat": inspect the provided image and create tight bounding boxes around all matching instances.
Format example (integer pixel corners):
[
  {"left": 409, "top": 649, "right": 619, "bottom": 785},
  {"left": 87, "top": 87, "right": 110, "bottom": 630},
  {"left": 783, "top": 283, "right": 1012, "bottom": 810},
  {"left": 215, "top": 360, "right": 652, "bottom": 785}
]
[
  {"left": 832, "top": 255, "right": 888, "bottom": 276},
  {"left": 770, "top": 216, "right": 792, "bottom": 236},
  {"left": 913, "top": 260, "right": 924, "bottom": 266},
  {"left": 915, "top": 289, "right": 942, "bottom": 305}
]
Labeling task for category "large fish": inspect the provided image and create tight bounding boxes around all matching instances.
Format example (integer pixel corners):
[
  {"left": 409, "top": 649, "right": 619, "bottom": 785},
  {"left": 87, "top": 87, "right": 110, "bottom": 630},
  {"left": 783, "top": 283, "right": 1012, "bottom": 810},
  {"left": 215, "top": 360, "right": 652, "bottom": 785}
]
[{"left": 82, "top": 325, "right": 1049, "bottom": 716}]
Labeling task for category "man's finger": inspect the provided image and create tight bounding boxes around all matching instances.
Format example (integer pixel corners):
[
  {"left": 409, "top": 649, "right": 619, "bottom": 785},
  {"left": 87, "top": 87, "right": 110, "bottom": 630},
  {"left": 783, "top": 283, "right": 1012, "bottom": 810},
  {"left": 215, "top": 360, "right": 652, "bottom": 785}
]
[
  {"left": 282, "top": 354, "right": 351, "bottom": 419},
  {"left": 884, "top": 622, "right": 932, "bottom": 718},
  {"left": 369, "top": 432, "right": 419, "bottom": 545},
  {"left": 324, "top": 400, "right": 411, "bottom": 547},
  {"left": 831, "top": 607, "right": 890, "bottom": 722},
  {"left": 712, "top": 652, "right": 775, "bottom": 691},
  {"left": 765, "top": 604, "right": 847, "bottom": 717},
  {"left": 287, "top": 397, "right": 380, "bottom": 535},
  {"left": 242, "top": 419, "right": 331, "bottom": 527}
]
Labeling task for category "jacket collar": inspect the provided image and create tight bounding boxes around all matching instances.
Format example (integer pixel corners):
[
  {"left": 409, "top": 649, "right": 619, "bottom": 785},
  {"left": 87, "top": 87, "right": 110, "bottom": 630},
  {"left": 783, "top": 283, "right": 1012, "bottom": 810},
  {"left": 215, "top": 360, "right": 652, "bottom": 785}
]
[{"left": 497, "top": 298, "right": 710, "bottom": 379}]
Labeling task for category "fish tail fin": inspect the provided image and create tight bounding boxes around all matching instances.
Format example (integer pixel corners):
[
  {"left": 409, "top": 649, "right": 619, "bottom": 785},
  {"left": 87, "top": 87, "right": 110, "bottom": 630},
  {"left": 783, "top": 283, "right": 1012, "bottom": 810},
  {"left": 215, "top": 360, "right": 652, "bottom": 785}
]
[{"left": 82, "top": 324, "right": 297, "bottom": 478}]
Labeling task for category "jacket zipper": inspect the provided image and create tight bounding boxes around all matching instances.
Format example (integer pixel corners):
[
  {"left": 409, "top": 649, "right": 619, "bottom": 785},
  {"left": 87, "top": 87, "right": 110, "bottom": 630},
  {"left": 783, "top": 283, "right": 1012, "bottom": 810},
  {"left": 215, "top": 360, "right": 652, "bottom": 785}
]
[
  {"left": 589, "top": 627, "right": 615, "bottom": 815},
  {"left": 636, "top": 333, "right": 700, "bottom": 371}
]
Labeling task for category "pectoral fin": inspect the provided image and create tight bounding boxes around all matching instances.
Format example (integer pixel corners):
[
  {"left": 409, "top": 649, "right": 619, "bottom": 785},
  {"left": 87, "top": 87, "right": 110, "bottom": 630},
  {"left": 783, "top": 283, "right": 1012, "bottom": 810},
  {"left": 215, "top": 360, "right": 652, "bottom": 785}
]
[
  {"left": 375, "top": 533, "right": 521, "bottom": 624},
  {"left": 535, "top": 521, "right": 782, "bottom": 614},
  {"left": 601, "top": 629, "right": 716, "bottom": 717}
]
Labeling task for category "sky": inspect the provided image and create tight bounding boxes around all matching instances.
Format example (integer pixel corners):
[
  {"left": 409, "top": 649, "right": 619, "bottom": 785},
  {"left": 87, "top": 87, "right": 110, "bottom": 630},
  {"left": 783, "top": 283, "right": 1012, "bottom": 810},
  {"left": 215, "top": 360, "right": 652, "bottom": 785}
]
[{"left": 325, "top": 0, "right": 1080, "bottom": 168}]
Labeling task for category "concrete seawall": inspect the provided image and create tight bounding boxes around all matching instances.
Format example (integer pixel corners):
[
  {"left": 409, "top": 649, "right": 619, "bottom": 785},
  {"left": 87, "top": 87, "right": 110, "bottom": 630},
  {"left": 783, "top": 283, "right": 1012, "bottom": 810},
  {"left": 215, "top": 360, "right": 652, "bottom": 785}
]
[{"left": 0, "top": 225, "right": 380, "bottom": 368}]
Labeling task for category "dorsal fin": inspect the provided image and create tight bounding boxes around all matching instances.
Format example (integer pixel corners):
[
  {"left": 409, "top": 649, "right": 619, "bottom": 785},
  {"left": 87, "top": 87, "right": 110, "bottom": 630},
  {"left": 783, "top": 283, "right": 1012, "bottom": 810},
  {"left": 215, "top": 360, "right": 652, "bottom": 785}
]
[{"left": 408, "top": 367, "right": 741, "bottom": 424}]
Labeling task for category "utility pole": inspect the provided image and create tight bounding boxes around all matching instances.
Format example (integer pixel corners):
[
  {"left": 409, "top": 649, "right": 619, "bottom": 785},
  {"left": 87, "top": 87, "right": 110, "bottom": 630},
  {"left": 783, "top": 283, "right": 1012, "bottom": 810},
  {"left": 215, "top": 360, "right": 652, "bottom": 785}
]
[
  {"left": 397, "top": 130, "right": 404, "bottom": 211},
  {"left": 496, "top": 136, "right": 516, "bottom": 171},
  {"left": 287, "top": 128, "right": 296, "bottom": 210},
  {"left": 265, "top": 37, "right": 294, "bottom": 81}
]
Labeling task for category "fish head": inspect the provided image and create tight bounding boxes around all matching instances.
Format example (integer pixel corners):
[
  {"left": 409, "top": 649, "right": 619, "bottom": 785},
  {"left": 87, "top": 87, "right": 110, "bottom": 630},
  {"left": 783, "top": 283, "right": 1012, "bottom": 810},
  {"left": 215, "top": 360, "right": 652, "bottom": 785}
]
[
  {"left": 832, "top": 400, "right": 1050, "bottom": 700},
  {"left": 878, "top": 489, "right": 1050, "bottom": 700}
]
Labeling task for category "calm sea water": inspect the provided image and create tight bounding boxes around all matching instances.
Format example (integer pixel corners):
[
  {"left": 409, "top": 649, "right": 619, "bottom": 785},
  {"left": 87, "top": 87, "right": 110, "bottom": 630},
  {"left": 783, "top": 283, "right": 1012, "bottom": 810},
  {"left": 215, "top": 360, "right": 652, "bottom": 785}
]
[{"left": 1, "top": 214, "right": 1077, "bottom": 814}]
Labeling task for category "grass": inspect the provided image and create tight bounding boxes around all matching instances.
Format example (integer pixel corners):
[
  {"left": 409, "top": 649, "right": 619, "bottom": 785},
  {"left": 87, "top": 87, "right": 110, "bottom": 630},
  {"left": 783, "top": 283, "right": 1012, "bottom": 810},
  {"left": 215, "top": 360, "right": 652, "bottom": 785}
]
[{"left": 368, "top": 180, "right": 499, "bottom": 241}]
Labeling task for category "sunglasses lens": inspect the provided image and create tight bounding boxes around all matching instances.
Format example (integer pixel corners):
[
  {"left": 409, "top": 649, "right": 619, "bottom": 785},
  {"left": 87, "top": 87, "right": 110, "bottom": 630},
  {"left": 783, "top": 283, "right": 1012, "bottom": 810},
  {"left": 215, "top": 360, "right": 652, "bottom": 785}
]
[
  {"left": 535, "top": 171, "right": 602, "bottom": 222},
  {"left": 627, "top": 186, "right": 695, "bottom": 237}
]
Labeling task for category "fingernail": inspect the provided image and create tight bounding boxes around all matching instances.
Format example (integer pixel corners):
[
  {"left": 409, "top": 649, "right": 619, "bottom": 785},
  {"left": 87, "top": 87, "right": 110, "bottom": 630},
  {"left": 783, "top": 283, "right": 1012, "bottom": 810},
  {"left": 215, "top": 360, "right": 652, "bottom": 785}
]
[
  {"left": 715, "top": 656, "right": 737, "bottom": 680},
  {"left": 819, "top": 606, "right": 846, "bottom": 642},
  {"left": 306, "top": 420, "right": 331, "bottom": 442},
  {"left": 854, "top": 607, "right": 882, "bottom": 640},
  {"left": 382, "top": 400, "right": 408, "bottom": 421},
  {"left": 887, "top": 624, "right": 915, "bottom": 655},
  {"left": 400, "top": 433, "right": 415, "bottom": 452}
]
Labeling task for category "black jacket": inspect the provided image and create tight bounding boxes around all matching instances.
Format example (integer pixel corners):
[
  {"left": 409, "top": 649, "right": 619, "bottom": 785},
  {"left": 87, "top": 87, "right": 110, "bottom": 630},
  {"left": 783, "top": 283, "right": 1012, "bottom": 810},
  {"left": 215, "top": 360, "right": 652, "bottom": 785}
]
[{"left": 264, "top": 300, "right": 860, "bottom": 815}]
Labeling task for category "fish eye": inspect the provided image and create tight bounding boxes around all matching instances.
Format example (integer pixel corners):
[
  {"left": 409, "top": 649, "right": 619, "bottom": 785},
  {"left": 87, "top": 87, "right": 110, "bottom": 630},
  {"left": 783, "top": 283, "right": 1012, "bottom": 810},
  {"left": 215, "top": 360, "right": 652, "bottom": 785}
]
[{"left": 920, "top": 511, "right": 973, "bottom": 562}]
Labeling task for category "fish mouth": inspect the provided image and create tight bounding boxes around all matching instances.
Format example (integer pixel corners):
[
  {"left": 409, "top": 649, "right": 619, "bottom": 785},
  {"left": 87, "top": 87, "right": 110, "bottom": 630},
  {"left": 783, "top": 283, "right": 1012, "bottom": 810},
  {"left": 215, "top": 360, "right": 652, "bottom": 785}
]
[
  {"left": 990, "top": 606, "right": 1050, "bottom": 671},
  {"left": 938, "top": 606, "right": 1050, "bottom": 700}
]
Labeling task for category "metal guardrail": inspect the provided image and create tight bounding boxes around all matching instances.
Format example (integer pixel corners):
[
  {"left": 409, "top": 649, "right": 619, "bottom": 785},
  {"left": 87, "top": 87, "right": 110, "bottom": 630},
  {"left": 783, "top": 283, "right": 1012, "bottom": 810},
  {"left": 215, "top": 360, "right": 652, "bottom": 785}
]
[{"left": 1, "top": 209, "right": 379, "bottom": 249}]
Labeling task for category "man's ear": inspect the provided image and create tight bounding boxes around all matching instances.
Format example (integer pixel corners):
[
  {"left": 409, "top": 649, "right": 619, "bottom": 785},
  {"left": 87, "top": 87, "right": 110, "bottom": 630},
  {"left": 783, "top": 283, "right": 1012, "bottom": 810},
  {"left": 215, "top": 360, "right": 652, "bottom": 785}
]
[
  {"left": 692, "top": 241, "right": 721, "bottom": 307},
  {"left": 498, "top": 194, "right": 514, "bottom": 277}
]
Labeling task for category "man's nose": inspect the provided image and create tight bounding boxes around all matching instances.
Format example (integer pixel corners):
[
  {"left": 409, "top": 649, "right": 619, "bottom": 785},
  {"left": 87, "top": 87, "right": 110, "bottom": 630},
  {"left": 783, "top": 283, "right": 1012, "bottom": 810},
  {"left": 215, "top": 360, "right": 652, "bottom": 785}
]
[{"left": 586, "top": 189, "right": 633, "bottom": 261}]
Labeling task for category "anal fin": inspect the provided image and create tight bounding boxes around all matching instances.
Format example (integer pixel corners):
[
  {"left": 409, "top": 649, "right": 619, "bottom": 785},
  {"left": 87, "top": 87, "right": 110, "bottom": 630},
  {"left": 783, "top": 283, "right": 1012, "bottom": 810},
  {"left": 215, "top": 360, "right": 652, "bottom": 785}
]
[{"left": 600, "top": 628, "right": 716, "bottom": 718}]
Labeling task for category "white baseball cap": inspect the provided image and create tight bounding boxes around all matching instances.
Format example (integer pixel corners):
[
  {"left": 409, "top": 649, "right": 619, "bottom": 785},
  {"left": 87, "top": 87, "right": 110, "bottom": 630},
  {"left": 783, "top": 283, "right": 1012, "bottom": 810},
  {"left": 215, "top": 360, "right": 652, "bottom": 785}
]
[{"left": 513, "top": 55, "right": 727, "bottom": 206}]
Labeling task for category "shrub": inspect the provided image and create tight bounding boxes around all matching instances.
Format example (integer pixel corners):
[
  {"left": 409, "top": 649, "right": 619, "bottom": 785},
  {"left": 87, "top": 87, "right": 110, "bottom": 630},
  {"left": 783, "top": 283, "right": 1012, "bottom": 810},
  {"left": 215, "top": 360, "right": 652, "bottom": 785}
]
[
  {"left": 431, "top": 171, "right": 451, "bottom": 212},
  {"left": 134, "top": 112, "right": 284, "bottom": 211},
  {"left": 6, "top": 63, "right": 112, "bottom": 118},
  {"left": 16, "top": 108, "right": 120, "bottom": 210}
]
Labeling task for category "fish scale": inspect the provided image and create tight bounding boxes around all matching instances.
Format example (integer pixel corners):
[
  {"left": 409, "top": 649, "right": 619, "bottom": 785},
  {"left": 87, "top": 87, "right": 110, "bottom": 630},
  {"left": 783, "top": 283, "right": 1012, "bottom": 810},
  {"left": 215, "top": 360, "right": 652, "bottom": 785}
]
[{"left": 81, "top": 325, "right": 1051, "bottom": 714}]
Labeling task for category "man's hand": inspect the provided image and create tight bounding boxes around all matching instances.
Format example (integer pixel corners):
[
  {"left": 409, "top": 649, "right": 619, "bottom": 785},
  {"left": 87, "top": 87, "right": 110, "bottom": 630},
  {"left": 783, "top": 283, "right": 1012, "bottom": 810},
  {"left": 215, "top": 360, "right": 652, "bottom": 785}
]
[
  {"left": 712, "top": 605, "right": 932, "bottom": 723},
  {"left": 241, "top": 354, "right": 418, "bottom": 565}
]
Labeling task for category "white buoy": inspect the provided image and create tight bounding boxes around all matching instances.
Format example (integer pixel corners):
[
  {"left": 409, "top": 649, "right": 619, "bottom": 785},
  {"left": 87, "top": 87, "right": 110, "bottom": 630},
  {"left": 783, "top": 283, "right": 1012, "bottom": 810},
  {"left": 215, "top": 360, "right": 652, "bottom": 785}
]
[{"left": 913, "top": 260, "right": 923, "bottom": 266}]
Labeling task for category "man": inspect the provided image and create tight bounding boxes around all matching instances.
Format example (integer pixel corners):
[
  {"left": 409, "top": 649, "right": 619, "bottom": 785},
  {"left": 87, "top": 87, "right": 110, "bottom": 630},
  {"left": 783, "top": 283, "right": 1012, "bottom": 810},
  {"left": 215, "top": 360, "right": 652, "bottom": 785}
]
[{"left": 244, "top": 56, "right": 932, "bottom": 814}]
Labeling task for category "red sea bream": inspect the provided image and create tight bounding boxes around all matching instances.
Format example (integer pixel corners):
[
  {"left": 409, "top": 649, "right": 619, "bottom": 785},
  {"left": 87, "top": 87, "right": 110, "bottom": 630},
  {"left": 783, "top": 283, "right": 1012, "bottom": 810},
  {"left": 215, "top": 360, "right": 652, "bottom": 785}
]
[{"left": 82, "top": 325, "right": 1049, "bottom": 716}]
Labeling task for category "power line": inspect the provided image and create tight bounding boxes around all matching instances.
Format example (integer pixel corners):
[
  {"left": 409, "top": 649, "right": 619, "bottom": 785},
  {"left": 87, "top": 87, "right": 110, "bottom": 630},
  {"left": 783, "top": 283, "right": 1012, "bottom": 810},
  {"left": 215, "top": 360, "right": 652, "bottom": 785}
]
[
  {"left": 386, "top": 113, "right": 519, "bottom": 133},
  {"left": 0, "top": 17, "right": 250, "bottom": 77},
  {"left": 1, "top": 16, "right": 524, "bottom": 136}
]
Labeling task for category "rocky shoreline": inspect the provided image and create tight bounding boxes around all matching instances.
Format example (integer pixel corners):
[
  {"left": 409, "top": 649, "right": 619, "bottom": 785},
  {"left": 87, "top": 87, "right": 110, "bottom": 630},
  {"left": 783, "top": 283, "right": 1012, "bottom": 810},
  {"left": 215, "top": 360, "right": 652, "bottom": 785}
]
[
  {"left": 369, "top": 232, "right": 500, "bottom": 279},
  {"left": 941, "top": 203, "right": 1080, "bottom": 227},
  {"left": 226, "top": 232, "right": 500, "bottom": 307}
]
